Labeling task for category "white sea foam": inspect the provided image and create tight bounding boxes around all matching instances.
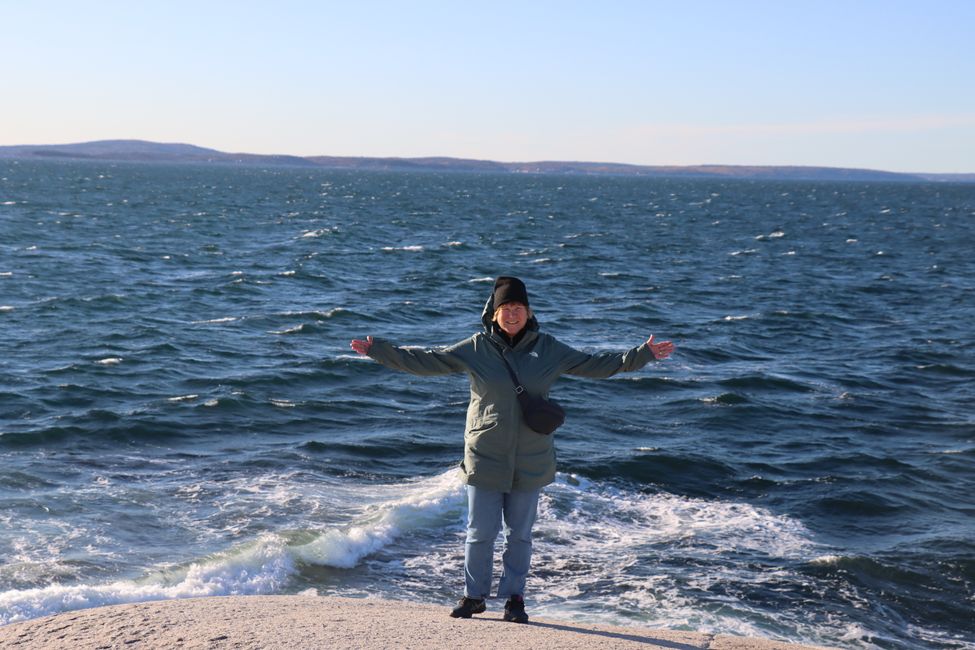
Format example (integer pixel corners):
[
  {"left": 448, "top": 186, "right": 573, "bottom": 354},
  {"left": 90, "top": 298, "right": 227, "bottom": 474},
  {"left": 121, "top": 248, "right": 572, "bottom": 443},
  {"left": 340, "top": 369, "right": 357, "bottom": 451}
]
[
  {"left": 0, "top": 467, "right": 872, "bottom": 646},
  {"left": 522, "top": 474, "right": 824, "bottom": 640},
  {"left": 381, "top": 245, "right": 425, "bottom": 252},
  {"left": 0, "top": 272, "right": 13, "bottom": 277},
  {"left": 167, "top": 395, "right": 199, "bottom": 403},
  {"left": 0, "top": 470, "right": 466, "bottom": 625},
  {"left": 540, "top": 474, "right": 814, "bottom": 559},
  {"left": 334, "top": 353, "right": 373, "bottom": 361},
  {"left": 95, "top": 357, "right": 123, "bottom": 365},
  {"left": 0, "top": 305, "right": 14, "bottom": 312},
  {"left": 0, "top": 534, "right": 294, "bottom": 625},
  {"left": 193, "top": 317, "right": 238, "bottom": 324},
  {"left": 270, "top": 324, "right": 305, "bottom": 335},
  {"left": 269, "top": 399, "right": 297, "bottom": 408},
  {"left": 468, "top": 277, "right": 494, "bottom": 283}
]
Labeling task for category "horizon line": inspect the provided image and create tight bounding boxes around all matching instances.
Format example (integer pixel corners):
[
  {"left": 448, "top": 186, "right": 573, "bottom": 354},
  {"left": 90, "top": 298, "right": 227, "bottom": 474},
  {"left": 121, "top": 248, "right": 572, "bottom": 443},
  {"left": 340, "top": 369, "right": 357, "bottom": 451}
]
[{"left": 1, "top": 138, "right": 973, "bottom": 178}]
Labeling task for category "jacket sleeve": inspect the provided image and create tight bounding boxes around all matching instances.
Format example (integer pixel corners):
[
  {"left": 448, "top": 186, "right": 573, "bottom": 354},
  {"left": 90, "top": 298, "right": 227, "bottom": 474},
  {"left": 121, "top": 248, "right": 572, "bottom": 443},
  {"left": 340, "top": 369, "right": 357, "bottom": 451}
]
[
  {"left": 366, "top": 336, "right": 470, "bottom": 376},
  {"left": 555, "top": 338, "right": 655, "bottom": 379}
]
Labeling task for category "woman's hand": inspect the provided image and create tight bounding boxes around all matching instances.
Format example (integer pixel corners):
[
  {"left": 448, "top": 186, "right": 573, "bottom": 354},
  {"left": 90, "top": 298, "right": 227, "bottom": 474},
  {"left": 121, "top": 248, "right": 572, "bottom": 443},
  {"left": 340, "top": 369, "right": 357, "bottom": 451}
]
[
  {"left": 646, "top": 334, "right": 674, "bottom": 360},
  {"left": 350, "top": 336, "right": 373, "bottom": 355}
]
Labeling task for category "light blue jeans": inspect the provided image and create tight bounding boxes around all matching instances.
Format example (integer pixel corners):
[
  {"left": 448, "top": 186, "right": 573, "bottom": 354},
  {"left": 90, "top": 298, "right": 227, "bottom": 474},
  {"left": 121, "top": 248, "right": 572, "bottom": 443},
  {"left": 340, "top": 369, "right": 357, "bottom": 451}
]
[{"left": 464, "top": 484, "right": 541, "bottom": 599}]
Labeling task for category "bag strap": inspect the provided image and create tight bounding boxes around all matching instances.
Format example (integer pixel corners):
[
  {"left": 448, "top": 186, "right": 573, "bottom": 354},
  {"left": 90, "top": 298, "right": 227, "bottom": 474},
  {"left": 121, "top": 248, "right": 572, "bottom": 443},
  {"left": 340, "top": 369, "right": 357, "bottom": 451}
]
[{"left": 486, "top": 336, "right": 526, "bottom": 395}]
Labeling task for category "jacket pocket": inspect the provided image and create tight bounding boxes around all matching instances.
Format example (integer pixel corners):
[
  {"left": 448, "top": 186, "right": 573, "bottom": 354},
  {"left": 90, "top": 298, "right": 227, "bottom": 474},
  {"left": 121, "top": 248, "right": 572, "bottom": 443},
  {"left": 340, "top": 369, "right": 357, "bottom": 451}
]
[{"left": 465, "top": 412, "right": 499, "bottom": 438}]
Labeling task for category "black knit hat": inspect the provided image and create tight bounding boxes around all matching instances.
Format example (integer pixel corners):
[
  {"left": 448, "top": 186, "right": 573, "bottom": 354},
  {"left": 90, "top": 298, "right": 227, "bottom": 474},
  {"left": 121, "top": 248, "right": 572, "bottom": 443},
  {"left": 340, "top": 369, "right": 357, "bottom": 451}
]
[{"left": 493, "top": 276, "right": 529, "bottom": 308}]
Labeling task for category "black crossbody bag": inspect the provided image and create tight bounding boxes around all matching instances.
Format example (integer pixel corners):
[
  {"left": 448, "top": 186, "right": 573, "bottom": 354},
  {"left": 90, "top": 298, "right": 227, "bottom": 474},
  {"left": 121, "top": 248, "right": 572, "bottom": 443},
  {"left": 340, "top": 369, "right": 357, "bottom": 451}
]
[{"left": 491, "top": 339, "right": 565, "bottom": 435}]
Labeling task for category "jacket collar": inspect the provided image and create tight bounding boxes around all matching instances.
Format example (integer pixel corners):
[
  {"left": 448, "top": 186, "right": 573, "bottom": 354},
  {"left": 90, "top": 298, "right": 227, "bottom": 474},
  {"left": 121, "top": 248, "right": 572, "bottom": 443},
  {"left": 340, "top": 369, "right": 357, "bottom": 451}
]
[{"left": 487, "top": 326, "right": 538, "bottom": 352}]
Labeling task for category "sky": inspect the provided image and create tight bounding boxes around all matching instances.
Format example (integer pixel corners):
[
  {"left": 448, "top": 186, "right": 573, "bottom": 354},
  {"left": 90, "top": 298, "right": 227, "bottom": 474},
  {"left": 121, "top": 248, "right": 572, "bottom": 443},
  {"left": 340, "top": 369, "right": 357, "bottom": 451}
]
[{"left": 2, "top": 1, "right": 974, "bottom": 172}]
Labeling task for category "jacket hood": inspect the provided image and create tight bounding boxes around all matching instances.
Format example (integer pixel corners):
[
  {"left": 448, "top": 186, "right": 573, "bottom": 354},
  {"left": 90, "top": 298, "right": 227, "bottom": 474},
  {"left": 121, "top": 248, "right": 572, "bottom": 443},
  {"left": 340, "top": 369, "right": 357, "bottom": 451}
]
[{"left": 481, "top": 291, "right": 539, "bottom": 336}]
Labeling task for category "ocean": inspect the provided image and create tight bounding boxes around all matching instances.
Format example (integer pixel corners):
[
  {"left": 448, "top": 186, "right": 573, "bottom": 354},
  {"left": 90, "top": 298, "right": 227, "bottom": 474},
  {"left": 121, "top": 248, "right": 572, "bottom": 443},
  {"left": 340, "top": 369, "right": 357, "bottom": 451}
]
[{"left": 1, "top": 159, "right": 972, "bottom": 649}]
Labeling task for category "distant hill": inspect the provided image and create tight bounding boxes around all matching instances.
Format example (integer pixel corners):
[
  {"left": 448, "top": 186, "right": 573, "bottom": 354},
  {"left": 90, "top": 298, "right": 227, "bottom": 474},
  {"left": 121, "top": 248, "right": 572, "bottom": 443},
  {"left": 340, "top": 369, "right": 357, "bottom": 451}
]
[
  {"left": 1, "top": 139, "right": 971, "bottom": 182},
  {"left": 0, "top": 140, "right": 317, "bottom": 168}
]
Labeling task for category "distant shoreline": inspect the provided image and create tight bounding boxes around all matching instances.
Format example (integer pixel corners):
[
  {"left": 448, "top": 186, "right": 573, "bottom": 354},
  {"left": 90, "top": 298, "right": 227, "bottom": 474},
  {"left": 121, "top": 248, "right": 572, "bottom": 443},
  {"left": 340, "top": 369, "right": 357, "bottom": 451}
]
[{"left": 1, "top": 139, "right": 972, "bottom": 183}]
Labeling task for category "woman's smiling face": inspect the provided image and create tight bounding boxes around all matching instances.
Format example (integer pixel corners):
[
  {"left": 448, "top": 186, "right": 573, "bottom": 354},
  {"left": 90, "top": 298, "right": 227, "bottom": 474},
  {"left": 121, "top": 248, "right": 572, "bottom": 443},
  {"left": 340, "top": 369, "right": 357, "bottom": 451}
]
[{"left": 494, "top": 302, "right": 529, "bottom": 337}]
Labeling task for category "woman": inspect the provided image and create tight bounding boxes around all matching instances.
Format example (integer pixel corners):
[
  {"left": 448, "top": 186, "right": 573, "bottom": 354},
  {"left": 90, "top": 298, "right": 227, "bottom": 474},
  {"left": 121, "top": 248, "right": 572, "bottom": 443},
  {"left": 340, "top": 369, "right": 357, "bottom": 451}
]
[{"left": 350, "top": 276, "right": 674, "bottom": 623}]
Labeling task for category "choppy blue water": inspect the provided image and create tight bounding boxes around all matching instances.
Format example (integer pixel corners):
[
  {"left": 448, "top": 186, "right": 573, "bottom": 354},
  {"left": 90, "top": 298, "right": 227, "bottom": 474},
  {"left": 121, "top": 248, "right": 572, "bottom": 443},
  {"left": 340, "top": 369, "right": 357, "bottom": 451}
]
[{"left": 1, "top": 160, "right": 973, "bottom": 649}]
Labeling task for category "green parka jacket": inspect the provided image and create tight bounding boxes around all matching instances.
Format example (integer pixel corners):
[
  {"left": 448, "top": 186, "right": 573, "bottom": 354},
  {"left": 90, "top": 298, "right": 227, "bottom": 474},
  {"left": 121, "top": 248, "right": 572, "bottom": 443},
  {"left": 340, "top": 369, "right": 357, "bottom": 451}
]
[{"left": 366, "top": 294, "right": 655, "bottom": 492}]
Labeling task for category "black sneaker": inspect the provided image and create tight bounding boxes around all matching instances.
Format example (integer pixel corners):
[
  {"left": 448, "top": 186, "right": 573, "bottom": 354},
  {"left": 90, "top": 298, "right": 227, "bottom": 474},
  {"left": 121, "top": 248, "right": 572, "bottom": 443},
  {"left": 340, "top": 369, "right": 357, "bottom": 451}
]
[
  {"left": 449, "top": 597, "right": 486, "bottom": 618},
  {"left": 503, "top": 595, "right": 529, "bottom": 623}
]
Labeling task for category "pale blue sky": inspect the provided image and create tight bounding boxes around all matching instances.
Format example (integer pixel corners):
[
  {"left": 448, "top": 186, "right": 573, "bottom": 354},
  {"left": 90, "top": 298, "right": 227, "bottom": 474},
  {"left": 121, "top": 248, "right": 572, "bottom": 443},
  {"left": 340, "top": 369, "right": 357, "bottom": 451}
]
[{"left": 3, "top": 1, "right": 973, "bottom": 171}]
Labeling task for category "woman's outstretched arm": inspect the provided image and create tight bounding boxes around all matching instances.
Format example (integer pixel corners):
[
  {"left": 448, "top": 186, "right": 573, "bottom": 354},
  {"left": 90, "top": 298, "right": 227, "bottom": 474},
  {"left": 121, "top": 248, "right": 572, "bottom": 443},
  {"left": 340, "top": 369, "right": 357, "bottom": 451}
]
[
  {"left": 350, "top": 335, "right": 469, "bottom": 376},
  {"left": 559, "top": 334, "right": 674, "bottom": 378}
]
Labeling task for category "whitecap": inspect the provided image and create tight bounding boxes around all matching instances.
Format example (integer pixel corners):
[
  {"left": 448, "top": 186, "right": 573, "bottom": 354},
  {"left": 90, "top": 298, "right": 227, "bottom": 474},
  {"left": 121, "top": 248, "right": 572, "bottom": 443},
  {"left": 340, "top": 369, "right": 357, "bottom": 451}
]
[
  {"left": 270, "top": 324, "right": 305, "bottom": 335},
  {"left": 279, "top": 270, "right": 297, "bottom": 276},
  {"left": 445, "top": 241, "right": 463, "bottom": 247},
  {"left": 167, "top": 395, "right": 199, "bottom": 403},
  {"left": 95, "top": 357, "right": 123, "bottom": 365},
  {"left": 193, "top": 317, "right": 238, "bottom": 324},
  {"left": 468, "top": 277, "right": 494, "bottom": 283},
  {"left": 1, "top": 201, "right": 16, "bottom": 206},
  {"left": 381, "top": 245, "right": 425, "bottom": 252},
  {"left": 270, "top": 399, "right": 297, "bottom": 408},
  {"left": 723, "top": 315, "right": 750, "bottom": 321},
  {"left": 291, "top": 470, "right": 463, "bottom": 569},
  {"left": 0, "top": 272, "right": 13, "bottom": 277},
  {"left": 0, "top": 305, "right": 14, "bottom": 312}
]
